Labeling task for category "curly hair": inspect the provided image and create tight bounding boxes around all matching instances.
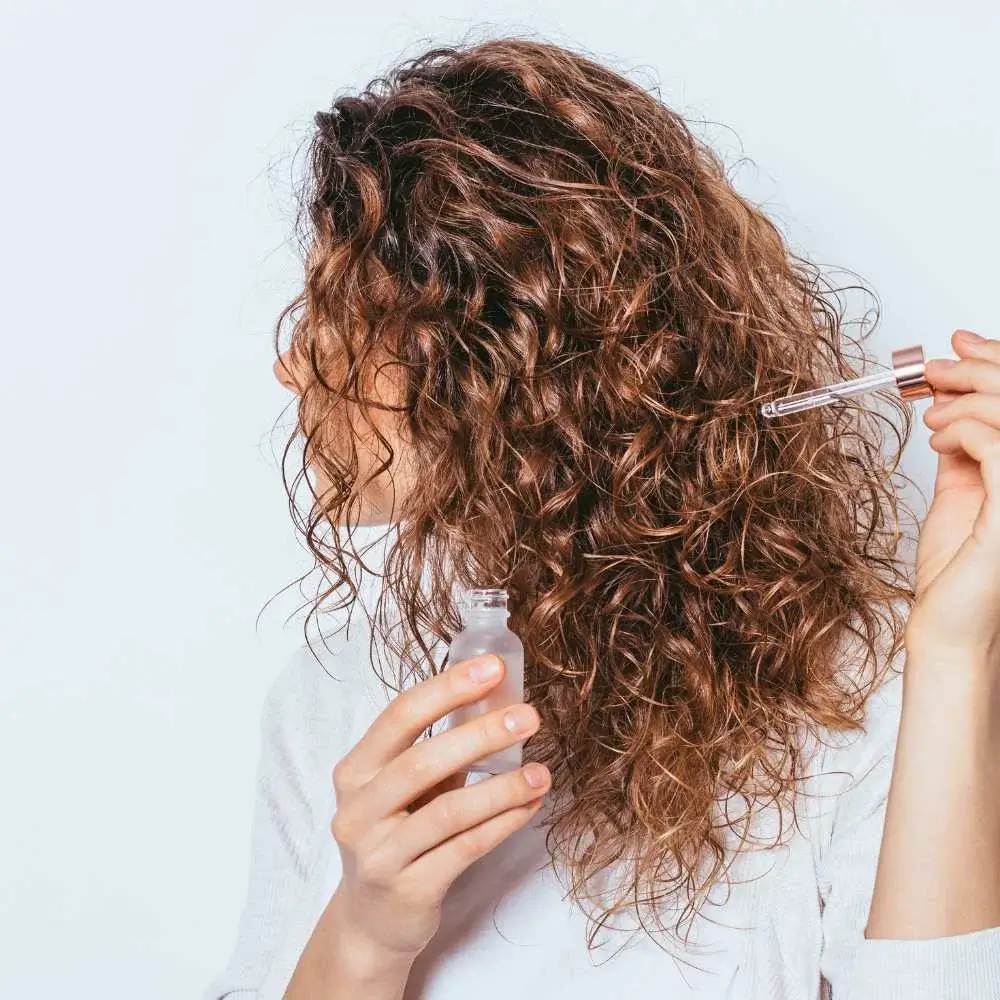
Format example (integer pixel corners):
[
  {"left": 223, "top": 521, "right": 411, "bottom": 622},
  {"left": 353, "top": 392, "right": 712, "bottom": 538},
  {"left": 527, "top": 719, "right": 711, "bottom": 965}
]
[{"left": 272, "top": 35, "right": 916, "bottom": 953}]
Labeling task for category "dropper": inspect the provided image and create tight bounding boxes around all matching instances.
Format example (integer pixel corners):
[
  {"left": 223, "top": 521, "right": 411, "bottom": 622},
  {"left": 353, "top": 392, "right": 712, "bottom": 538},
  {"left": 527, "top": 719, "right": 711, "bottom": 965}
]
[{"left": 759, "top": 344, "right": 933, "bottom": 419}]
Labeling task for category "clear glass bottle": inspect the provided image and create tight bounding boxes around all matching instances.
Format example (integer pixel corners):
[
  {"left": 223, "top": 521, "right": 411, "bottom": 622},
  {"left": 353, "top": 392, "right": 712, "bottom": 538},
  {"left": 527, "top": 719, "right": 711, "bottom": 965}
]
[{"left": 445, "top": 588, "right": 525, "bottom": 774}]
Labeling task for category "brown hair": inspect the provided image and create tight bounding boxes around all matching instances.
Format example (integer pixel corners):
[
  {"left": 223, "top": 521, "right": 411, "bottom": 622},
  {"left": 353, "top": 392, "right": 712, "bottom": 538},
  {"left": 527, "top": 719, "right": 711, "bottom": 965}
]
[{"left": 274, "top": 35, "right": 915, "bottom": 952}]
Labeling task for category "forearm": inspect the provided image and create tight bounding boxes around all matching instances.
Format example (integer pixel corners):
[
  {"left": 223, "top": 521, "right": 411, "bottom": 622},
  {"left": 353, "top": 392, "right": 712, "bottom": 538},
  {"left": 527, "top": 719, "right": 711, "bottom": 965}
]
[
  {"left": 284, "top": 890, "right": 416, "bottom": 1000},
  {"left": 866, "top": 658, "right": 1000, "bottom": 938}
]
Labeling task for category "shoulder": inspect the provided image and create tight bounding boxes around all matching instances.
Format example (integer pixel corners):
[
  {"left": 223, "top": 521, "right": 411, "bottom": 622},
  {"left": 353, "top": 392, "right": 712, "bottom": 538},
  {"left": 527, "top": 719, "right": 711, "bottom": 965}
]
[
  {"left": 258, "top": 640, "right": 368, "bottom": 772},
  {"left": 799, "top": 618, "right": 907, "bottom": 872},
  {"left": 818, "top": 617, "right": 907, "bottom": 783}
]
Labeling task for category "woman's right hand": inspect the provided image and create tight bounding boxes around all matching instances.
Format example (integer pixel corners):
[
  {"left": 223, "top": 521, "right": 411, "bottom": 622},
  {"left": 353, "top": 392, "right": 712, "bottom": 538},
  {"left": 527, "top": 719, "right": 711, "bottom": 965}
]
[{"left": 327, "top": 653, "right": 550, "bottom": 963}]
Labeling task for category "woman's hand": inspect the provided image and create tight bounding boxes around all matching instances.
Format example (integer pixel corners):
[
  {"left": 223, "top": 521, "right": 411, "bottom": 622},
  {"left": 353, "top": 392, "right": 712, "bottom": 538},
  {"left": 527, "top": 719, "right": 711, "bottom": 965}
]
[
  {"left": 865, "top": 329, "right": 1000, "bottom": 940},
  {"left": 327, "top": 654, "right": 549, "bottom": 961},
  {"left": 906, "top": 328, "right": 1000, "bottom": 666}
]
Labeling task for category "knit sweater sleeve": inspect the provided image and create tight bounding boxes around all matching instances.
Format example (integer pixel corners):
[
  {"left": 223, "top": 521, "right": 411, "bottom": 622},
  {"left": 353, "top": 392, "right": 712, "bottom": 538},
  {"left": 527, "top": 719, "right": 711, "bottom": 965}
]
[
  {"left": 816, "top": 666, "right": 1000, "bottom": 1000},
  {"left": 200, "top": 646, "right": 344, "bottom": 1000}
]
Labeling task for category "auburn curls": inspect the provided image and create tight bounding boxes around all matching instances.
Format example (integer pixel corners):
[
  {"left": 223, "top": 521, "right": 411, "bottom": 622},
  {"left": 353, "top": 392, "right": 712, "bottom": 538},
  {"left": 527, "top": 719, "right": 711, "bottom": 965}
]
[{"left": 274, "top": 36, "right": 915, "bottom": 953}]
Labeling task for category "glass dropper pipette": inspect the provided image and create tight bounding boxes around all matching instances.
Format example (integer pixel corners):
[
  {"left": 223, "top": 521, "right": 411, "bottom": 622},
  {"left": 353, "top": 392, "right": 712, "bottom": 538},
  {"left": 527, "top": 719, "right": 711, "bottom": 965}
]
[{"left": 759, "top": 344, "right": 932, "bottom": 420}]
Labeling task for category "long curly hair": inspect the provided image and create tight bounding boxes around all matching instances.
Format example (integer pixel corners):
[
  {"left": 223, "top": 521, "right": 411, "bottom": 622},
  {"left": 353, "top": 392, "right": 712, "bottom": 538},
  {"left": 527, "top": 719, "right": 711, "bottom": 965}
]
[{"left": 273, "top": 35, "right": 916, "bottom": 952}]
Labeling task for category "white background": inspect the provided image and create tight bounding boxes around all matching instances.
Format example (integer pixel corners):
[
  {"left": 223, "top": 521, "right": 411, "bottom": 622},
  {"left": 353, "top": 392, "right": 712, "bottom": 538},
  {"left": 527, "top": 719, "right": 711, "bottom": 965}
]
[{"left": 1, "top": 2, "right": 996, "bottom": 997}]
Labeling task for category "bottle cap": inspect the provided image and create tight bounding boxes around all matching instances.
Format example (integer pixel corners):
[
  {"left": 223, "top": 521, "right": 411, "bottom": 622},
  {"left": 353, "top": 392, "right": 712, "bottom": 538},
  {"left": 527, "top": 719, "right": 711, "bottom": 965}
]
[{"left": 891, "top": 344, "right": 933, "bottom": 401}]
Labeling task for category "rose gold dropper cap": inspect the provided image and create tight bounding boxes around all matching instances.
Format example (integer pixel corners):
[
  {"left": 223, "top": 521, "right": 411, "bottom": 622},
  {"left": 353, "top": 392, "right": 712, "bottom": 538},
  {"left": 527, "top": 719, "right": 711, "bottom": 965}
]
[{"left": 891, "top": 345, "right": 933, "bottom": 401}]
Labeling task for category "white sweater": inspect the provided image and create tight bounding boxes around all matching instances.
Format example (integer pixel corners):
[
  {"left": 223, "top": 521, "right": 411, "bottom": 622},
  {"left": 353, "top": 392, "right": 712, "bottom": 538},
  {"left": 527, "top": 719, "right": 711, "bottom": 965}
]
[{"left": 203, "top": 523, "right": 1000, "bottom": 1000}]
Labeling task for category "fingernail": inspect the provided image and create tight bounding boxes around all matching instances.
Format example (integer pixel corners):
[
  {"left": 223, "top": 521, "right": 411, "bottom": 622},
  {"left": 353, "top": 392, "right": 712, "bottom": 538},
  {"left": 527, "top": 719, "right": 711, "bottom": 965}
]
[
  {"left": 467, "top": 655, "right": 501, "bottom": 684},
  {"left": 504, "top": 705, "right": 536, "bottom": 733},
  {"left": 958, "top": 329, "right": 984, "bottom": 342},
  {"left": 523, "top": 764, "right": 549, "bottom": 788}
]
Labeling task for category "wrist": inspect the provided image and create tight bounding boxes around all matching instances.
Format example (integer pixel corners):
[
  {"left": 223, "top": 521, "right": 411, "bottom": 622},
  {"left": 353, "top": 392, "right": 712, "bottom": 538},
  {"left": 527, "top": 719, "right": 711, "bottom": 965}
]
[
  {"left": 332, "top": 930, "right": 416, "bottom": 986},
  {"left": 324, "top": 892, "right": 419, "bottom": 986},
  {"left": 904, "top": 631, "right": 999, "bottom": 688},
  {"left": 904, "top": 616, "right": 1000, "bottom": 676},
  {"left": 900, "top": 650, "right": 1000, "bottom": 749}
]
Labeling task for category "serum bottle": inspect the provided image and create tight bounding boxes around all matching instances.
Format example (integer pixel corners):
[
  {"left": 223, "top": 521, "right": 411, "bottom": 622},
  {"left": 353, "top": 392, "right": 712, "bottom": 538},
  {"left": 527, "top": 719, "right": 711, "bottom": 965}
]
[{"left": 446, "top": 588, "right": 525, "bottom": 774}]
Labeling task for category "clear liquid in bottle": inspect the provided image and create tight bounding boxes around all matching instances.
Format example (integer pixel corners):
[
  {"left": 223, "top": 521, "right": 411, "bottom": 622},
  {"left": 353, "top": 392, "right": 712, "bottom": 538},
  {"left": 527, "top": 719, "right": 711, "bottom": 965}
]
[{"left": 445, "top": 588, "right": 525, "bottom": 774}]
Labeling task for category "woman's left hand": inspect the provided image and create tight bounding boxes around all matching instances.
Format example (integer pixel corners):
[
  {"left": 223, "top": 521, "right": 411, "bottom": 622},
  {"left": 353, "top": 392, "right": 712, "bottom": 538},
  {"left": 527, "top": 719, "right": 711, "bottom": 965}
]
[{"left": 907, "top": 328, "right": 1000, "bottom": 666}]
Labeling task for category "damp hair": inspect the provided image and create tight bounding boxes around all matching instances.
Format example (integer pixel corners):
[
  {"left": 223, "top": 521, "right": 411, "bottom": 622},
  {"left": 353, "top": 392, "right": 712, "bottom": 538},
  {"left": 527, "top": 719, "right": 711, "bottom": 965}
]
[{"left": 271, "top": 34, "right": 916, "bottom": 957}]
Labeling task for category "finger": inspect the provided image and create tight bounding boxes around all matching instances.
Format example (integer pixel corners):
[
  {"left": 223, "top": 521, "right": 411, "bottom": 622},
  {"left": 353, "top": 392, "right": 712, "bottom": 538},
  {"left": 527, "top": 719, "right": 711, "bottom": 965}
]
[
  {"left": 928, "top": 418, "right": 1000, "bottom": 530},
  {"left": 406, "top": 771, "right": 469, "bottom": 813},
  {"left": 369, "top": 764, "right": 551, "bottom": 871},
  {"left": 930, "top": 389, "right": 963, "bottom": 407},
  {"left": 401, "top": 796, "right": 547, "bottom": 899},
  {"left": 924, "top": 358, "right": 1000, "bottom": 396},
  {"left": 952, "top": 328, "right": 1000, "bottom": 366},
  {"left": 353, "top": 702, "right": 541, "bottom": 824},
  {"left": 924, "top": 389, "right": 967, "bottom": 415},
  {"left": 333, "top": 654, "right": 506, "bottom": 793},
  {"left": 924, "top": 392, "right": 1000, "bottom": 433}
]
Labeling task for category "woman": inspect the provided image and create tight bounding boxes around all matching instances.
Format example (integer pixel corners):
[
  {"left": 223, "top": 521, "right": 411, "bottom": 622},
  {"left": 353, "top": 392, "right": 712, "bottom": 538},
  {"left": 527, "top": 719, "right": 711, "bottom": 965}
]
[{"left": 203, "top": 38, "right": 1000, "bottom": 1000}]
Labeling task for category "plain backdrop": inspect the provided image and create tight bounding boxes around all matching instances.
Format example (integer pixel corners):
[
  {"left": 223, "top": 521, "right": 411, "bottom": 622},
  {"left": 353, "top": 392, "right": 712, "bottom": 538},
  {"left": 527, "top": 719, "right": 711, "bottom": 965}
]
[{"left": 0, "top": 2, "right": 996, "bottom": 997}]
